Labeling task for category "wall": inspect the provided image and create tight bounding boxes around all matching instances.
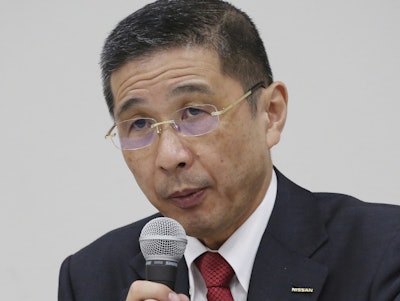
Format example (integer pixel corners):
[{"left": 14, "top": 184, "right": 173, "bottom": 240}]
[{"left": 0, "top": 1, "right": 399, "bottom": 300}]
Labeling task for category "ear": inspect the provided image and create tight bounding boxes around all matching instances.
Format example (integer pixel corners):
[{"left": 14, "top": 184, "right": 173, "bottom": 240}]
[{"left": 260, "top": 81, "right": 288, "bottom": 149}]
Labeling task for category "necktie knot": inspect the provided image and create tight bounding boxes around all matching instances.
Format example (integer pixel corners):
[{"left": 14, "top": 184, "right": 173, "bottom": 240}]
[{"left": 195, "top": 252, "right": 234, "bottom": 301}]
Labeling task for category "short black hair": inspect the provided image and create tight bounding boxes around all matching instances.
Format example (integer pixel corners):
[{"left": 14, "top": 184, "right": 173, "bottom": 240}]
[{"left": 101, "top": 0, "right": 273, "bottom": 117}]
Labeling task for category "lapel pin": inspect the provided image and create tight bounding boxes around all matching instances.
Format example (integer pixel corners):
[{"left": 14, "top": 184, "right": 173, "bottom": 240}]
[{"left": 291, "top": 287, "right": 314, "bottom": 293}]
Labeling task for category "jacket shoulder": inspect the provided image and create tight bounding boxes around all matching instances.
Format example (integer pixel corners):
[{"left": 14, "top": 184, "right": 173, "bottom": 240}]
[
  {"left": 315, "top": 192, "right": 400, "bottom": 229},
  {"left": 58, "top": 214, "right": 160, "bottom": 301},
  {"left": 72, "top": 213, "right": 159, "bottom": 263}
]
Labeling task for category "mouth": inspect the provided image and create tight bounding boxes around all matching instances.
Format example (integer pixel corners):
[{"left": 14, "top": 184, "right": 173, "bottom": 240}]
[{"left": 167, "top": 188, "right": 206, "bottom": 209}]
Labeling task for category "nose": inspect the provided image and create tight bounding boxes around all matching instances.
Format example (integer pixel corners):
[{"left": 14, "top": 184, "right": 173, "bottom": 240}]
[{"left": 154, "top": 125, "right": 193, "bottom": 173}]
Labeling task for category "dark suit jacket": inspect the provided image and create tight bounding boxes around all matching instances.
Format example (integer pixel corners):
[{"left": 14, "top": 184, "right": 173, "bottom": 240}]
[{"left": 58, "top": 169, "right": 400, "bottom": 300}]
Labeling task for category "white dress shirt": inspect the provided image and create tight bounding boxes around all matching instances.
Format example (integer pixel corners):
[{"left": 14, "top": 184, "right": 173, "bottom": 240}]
[{"left": 184, "top": 171, "right": 277, "bottom": 301}]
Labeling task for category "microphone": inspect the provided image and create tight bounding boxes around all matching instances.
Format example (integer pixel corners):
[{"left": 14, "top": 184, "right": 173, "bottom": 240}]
[{"left": 139, "top": 217, "right": 187, "bottom": 289}]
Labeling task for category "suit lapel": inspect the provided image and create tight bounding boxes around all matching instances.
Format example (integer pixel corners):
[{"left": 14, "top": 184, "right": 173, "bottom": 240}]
[
  {"left": 247, "top": 169, "right": 329, "bottom": 300},
  {"left": 247, "top": 231, "right": 328, "bottom": 300}
]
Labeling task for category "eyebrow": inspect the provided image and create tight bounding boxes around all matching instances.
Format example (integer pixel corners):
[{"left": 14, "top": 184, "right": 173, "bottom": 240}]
[{"left": 115, "top": 97, "right": 145, "bottom": 120}]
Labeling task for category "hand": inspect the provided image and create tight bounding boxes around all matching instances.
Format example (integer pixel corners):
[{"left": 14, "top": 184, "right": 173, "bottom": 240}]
[{"left": 126, "top": 280, "right": 190, "bottom": 301}]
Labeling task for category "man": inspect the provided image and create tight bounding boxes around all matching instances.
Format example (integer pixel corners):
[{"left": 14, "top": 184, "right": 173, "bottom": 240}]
[{"left": 58, "top": 0, "right": 400, "bottom": 300}]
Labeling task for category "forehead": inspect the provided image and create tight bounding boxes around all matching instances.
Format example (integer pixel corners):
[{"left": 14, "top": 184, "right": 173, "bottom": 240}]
[
  {"left": 110, "top": 47, "right": 235, "bottom": 118},
  {"left": 110, "top": 47, "right": 222, "bottom": 92}
]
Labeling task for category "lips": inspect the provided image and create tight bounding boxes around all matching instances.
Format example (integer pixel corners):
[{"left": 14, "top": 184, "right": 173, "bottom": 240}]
[{"left": 167, "top": 188, "right": 205, "bottom": 209}]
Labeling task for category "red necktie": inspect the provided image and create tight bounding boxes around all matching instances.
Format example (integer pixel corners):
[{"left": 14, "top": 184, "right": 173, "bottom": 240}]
[{"left": 195, "top": 252, "right": 234, "bottom": 301}]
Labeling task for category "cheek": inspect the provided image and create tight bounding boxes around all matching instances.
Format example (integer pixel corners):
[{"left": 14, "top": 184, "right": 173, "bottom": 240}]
[
  {"left": 122, "top": 153, "right": 139, "bottom": 175},
  {"left": 216, "top": 119, "right": 268, "bottom": 176},
  {"left": 123, "top": 150, "right": 154, "bottom": 172},
  {"left": 205, "top": 130, "right": 253, "bottom": 182},
  {"left": 122, "top": 153, "right": 154, "bottom": 193}
]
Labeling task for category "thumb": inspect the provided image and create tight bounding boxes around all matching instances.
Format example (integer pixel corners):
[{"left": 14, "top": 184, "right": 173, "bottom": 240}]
[{"left": 168, "top": 292, "right": 190, "bottom": 301}]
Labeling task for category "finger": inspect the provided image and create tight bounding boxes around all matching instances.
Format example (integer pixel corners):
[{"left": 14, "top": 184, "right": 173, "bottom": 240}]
[
  {"left": 126, "top": 280, "right": 172, "bottom": 301},
  {"left": 175, "top": 293, "right": 190, "bottom": 301}
]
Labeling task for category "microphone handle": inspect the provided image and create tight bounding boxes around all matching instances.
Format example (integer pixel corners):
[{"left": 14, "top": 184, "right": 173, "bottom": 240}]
[{"left": 145, "top": 260, "right": 178, "bottom": 290}]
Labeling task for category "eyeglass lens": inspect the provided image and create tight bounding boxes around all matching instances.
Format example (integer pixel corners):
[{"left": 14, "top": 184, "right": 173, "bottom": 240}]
[{"left": 111, "top": 104, "right": 219, "bottom": 150}]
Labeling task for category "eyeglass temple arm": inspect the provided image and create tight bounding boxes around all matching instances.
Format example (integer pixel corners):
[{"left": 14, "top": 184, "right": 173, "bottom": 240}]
[
  {"left": 105, "top": 125, "right": 116, "bottom": 139},
  {"left": 211, "top": 81, "right": 266, "bottom": 116}
]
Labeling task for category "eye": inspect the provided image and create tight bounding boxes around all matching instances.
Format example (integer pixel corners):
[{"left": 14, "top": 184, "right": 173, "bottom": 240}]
[
  {"left": 180, "top": 106, "right": 210, "bottom": 121},
  {"left": 132, "top": 119, "right": 148, "bottom": 129},
  {"left": 126, "top": 118, "right": 154, "bottom": 134}
]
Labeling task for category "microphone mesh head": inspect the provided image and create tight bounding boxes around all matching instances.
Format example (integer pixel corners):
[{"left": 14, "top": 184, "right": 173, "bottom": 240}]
[{"left": 139, "top": 217, "right": 187, "bottom": 262}]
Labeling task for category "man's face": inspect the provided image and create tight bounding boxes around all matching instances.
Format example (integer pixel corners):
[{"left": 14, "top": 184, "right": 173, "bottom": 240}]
[{"left": 110, "top": 47, "right": 286, "bottom": 249}]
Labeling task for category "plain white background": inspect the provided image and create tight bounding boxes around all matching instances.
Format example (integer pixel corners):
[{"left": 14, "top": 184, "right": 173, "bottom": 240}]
[{"left": 1, "top": 0, "right": 399, "bottom": 300}]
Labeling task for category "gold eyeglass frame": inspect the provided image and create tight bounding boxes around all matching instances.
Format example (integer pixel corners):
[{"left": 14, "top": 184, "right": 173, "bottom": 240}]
[{"left": 105, "top": 81, "right": 265, "bottom": 144}]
